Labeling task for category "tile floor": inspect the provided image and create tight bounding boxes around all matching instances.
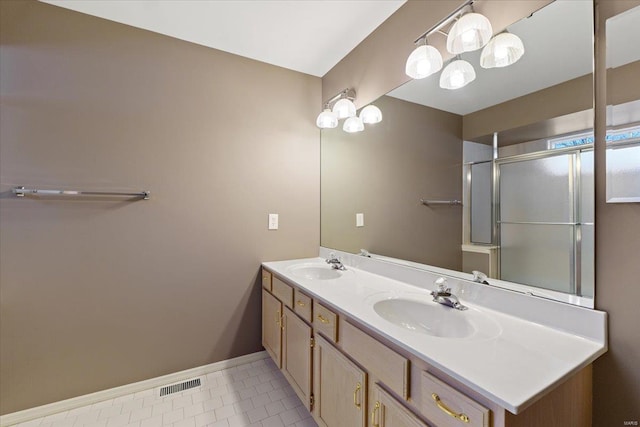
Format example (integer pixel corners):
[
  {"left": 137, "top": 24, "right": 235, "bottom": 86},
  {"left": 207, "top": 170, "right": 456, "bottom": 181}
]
[{"left": 16, "top": 357, "right": 318, "bottom": 427}]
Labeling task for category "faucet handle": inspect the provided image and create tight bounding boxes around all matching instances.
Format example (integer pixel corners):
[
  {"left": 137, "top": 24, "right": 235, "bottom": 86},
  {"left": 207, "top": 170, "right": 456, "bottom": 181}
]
[
  {"left": 472, "top": 270, "right": 488, "bottom": 283},
  {"left": 434, "top": 277, "right": 450, "bottom": 293}
]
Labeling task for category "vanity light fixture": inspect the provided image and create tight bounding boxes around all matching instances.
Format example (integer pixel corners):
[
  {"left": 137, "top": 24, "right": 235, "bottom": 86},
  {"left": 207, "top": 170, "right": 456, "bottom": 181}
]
[
  {"left": 316, "top": 89, "right": 355, "bottom": 129},
  {"left": 332, "top": 97, "right": 356, "bottom": 119},
  {"left": 316, "top": 88, "right": 382, "bottom": 132},
  {"left": 440, "top": 58, "right": 476, "bottom": 89},
  {"left": 480, "top": 32, "right": 525, "bottom": 68},
  {"left": 405, "top": 37, "right": 443, "bottom": 79},
  {"left": 316, "top": 108, "right": 338, "bottom": 129}
]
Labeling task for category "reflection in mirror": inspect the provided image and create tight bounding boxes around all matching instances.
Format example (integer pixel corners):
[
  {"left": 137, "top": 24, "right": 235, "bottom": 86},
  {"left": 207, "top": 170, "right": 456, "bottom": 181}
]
[
  {"left": 321, "top": 0, "right": 595, "bottom": 306},
  {"left": 606, "top": 6, "right": 640, "bottom": 203}
]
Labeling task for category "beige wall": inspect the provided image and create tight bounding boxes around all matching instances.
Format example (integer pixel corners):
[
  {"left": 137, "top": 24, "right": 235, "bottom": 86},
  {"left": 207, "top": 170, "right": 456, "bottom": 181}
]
[
  {"left": 463, "top": 74, "right": 593, "bottom": 142},
  {"left": 463, "top": 61, "right": 640, "bottom": 143},
  {"left": 323, "top": 0, "right": 640, "bottom": 424},
  {"left": 0, "top": 0, "right": 320, "bottom": 414},
  {"left": 593, "top": 1, "right": 640, "bottom": 426},
  {"left": 321, "top": 96, "right": 462, "bottom": 270}
]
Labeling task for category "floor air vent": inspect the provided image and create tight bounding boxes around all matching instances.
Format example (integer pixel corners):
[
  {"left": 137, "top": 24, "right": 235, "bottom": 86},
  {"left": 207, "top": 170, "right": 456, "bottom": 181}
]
[{"left": 160, "top": 378, "right": 201, "bottom": 396}]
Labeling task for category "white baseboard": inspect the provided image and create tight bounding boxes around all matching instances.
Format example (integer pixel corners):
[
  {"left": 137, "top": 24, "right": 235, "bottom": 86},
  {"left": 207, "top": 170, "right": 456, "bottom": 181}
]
[{"left": 0, "top": 351, "right": 268, "bottom": 427}]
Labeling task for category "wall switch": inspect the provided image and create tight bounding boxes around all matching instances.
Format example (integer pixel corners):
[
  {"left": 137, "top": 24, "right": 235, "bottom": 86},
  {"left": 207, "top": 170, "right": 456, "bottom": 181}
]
[
  {"left": 356, "top": 213, "right": 364, "bottom": 227},
  {"left": 268, "top": 214, "right": 279, "bottom": 230}
]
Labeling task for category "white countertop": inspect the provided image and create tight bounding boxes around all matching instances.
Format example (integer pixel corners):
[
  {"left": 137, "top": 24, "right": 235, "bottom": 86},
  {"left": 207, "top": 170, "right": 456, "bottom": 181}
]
[{"left": 262, "top": 254, "right": 607, "bottom": 414}]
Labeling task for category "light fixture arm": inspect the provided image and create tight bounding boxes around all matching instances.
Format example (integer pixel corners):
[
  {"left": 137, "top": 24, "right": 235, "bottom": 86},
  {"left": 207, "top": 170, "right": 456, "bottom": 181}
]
[
  {"left": 322, "top": 88, "right": 356, "bottom": 110},
  {"left": 414, "top": 36, "right": 427, "bottom": 47},
  {"left": 412, "top": 0, "right": 473, "bottom": 44}
]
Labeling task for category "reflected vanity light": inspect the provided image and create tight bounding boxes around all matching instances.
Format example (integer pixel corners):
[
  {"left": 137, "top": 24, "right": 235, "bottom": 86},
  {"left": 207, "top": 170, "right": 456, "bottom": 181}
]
[
  {"left": 316, "top": 88, "right": 382, "bottom": 132},
  {"left": 440, "top": 59, "right": 476, "bottom": 89},
  {"left": 447, "top": 12, "right": 493, "bottom": 54},
  {"left": 405, "top": 0, "right": 524, "bottom": 89},
  {"left": 405, "top": 38, "right": 443, "bottom": 79},
  {"left": 360, "top": 104, "right": 383, "bottom": 124},
  {"left": 480, "top": 32, "right": 525, "bottom": 68}
]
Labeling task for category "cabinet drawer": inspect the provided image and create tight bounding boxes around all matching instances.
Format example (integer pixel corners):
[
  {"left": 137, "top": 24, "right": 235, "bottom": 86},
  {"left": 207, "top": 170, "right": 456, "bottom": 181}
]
[
  {"left": 314, "top": 302, "right": 338, "bottom": 342},
  {"left": 341, "top": 321, "right": 410, "bottom": 399},
  {"left": 421, "top": 371, "right": 489, "bottom": 427},
  {"left": 373, "top": 384, "right": 428, "bottom": 427},
  {"left": 293, "top": 289, "right": 313, "bottom": 323},
  {"left": 272, "top": 276, "right": 293, "bottom": 308},
  {"left": 262, "top": 269, "right": 272, "bottom": 291}
]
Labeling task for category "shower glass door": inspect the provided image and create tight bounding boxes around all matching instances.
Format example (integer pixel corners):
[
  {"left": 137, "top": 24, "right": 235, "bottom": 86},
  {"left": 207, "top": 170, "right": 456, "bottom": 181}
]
[{"left": 498, "top": 149, "right": 593, "bottom": 297}]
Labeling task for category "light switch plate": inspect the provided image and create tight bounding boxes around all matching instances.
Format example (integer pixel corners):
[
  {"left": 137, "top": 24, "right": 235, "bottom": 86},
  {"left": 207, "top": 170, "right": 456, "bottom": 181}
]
[
  {"left": 268, "top": 214, "right": 279, "bottom": 230},
  {"left": 356, "top": 213, "right": 364, "bottom": 227}
]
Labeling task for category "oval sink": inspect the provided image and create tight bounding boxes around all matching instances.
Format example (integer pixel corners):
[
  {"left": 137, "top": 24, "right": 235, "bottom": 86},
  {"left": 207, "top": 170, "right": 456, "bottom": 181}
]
[
  {"left": 288, "top": 264, "right": 342, "bottom": 280},
  {"left": 373, "top": 298, "right": 501, "bottom": 339}
]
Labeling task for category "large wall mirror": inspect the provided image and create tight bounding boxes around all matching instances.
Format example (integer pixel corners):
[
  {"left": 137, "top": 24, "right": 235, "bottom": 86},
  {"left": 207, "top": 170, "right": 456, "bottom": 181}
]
[{"left": 321, "top": 0, "right": 596, "bottom": 307}]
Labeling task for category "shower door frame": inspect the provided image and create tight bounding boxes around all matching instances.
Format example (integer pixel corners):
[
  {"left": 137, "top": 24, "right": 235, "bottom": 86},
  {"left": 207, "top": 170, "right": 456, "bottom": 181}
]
[{"left": 494, "top": 144, "right": 594, "bottom": 297}]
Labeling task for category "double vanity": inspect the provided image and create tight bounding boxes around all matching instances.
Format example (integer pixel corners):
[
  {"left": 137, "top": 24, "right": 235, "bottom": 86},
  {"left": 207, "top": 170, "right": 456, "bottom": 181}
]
[{"left": 261, "top": 248, "right": 607, "bottom": 427}]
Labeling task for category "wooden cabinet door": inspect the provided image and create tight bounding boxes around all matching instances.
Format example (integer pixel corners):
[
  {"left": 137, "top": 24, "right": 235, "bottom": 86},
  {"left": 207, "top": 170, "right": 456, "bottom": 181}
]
[
  {"left": 313, "top": 335, "right": 366, "bottom": 427},
  {"left": 262, "top": 289, "right": 282, "bottom": 368},
  {"left": 282, "top": 307, "right": 313, "bottom": 410},
  {"left": 371, "top": 384, "right": 429, "bottom": 427}
]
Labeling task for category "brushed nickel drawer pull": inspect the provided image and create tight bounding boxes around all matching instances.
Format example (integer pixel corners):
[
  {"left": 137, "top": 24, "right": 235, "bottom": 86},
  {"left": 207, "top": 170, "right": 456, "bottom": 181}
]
[
  {"left": 432, "top": 393, "right": 470, "bottom": 423},
  {"left": 317, "top": 314, "right": 330, "bottom": 324}
]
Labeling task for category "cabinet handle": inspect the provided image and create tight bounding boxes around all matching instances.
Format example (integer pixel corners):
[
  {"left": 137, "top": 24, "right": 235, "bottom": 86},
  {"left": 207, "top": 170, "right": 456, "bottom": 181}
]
[
  {"left": 276, "top": 310, "right": 280, "bottom": 326},
  {"left": 353, "top": 382, "right": 362, "bottom": 409},
  {"left": 317, "top": 314, "right": 330, "bottom": 324},
  {"left": 371, "top": 401, "right": 380, "bottom": 427},
  {"left": 432, "top": 393, "right": 470, "bottom": 423},
  {"left": 296, "top": 300, "right": 307, "bottom": 307}
]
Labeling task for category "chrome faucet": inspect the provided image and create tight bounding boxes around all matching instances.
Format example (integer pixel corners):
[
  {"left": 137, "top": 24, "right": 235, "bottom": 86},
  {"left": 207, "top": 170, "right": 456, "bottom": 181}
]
[
  {"left": 326, "top": 253, "right": 346, "bottom": 271},
  {"left": 430, "top": 277, "right": 467, "bottom": 310}
]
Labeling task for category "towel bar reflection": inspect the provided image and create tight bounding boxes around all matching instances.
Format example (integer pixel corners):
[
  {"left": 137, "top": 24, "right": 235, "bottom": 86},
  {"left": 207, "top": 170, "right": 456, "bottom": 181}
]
[
  {"left": 12, "top": 187, "right": 150, "bottom": 200},
  {"left": 421, "top": 199, "right": 462, "bottom": 206}
]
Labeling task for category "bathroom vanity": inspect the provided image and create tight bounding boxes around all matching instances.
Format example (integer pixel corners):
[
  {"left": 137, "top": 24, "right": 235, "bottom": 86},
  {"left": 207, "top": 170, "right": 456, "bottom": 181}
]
[{"left": 261, "top": 249, "right": 606, "bottom": 427}]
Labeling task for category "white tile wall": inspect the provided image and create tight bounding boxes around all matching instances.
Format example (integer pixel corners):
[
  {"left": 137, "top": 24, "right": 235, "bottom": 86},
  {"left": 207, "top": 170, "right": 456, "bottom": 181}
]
[{"left": 16, "top": 359, "right": 317, "bottom": 427}]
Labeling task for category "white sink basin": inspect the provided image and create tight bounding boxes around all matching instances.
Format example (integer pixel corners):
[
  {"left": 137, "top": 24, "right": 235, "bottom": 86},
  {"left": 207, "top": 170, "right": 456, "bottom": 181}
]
[
  {"left": 373, "top": 297, "right": 501, "bottom": 339},
  {"left": 287, "top": 264, "right": 342, "bottom": 280}
]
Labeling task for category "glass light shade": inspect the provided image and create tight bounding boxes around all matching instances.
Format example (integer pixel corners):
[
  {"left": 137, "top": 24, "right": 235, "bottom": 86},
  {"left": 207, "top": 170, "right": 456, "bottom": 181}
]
[
  {"left": 332, "top": 98, "right": 356, "bottom": 119},
  {"left": 446, "top": 13, "right": 493, "bottom": 54},
  {"left": 359, "top": 105, "right": 382, "bottom": 124},
  {"left": 405, "top": 44, "right": 443, "bottom": 79},
  {"left": 343, "top": 116, "right": 364, "bottom": 133},
  {"left": 480, "top": 32, "right": 525, "bottom": 68},
  {"left": 316, "top": 108, "right": 338, "bottom": 129},
  {"left": 439, "top": 59, "right": 476, "bottom": 90}
]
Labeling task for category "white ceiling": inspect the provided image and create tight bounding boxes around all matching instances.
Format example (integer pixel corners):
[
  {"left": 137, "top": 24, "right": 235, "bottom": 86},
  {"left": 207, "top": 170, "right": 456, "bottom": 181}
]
[
  {"left": 388, "top": 0, "right": 595, "bottom": 115},
  {"left": 40, "top": 0, "right": 406, "bottom": 77}
]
